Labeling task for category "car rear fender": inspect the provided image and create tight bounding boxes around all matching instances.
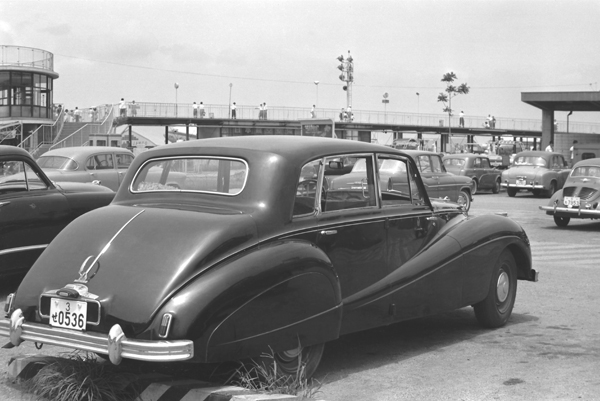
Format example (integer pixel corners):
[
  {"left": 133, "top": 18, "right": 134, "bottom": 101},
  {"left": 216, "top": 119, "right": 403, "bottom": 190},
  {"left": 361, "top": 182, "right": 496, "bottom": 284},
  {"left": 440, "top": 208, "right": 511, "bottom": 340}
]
[
  {"left": 148, "top": 240, "right": 342, "bottom": 363},
  {"left": 447, "top": 215, "right": 534, "bottom": 283}
]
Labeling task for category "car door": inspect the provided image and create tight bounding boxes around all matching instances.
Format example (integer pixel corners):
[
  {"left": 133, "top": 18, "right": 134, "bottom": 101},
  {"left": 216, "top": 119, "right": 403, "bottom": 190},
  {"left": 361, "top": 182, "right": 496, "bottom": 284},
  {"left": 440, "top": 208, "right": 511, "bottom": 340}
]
[
  {"left": 415, "top": 155, "right": 441, "bottom": 198},
  {"left": 476, "top": 157, "right": 496, "bottom": 189},
  {"left": 115, "top": 152, "right": 134, "bottom": 187},
  {"left": 0, "top": 158, "right": 71, "bottom": 276},
  {"left": 428, "top": 154, "right": 460, "bottom": 200},
  {"left": 313, "top": 153, "right": 393, "bottom": 333},
  {"left": 552, "top": 155, "right": 571, "bottom": 188},
  {"left": 86, "top": 152, "right": 120, "bottom": 190}
]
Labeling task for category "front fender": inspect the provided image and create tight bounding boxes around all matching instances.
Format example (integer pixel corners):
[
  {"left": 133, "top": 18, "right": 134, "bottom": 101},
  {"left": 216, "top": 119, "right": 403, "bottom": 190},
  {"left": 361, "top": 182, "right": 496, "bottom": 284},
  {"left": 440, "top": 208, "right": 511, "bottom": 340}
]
[{"left": 148, "top": 240, "right": 341, "bottom": 363}]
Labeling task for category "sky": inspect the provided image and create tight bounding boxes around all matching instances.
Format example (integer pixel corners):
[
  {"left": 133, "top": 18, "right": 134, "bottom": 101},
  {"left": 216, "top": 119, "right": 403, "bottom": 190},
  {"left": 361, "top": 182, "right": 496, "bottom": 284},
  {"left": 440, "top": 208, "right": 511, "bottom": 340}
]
[{"left": 2, "top": 0, "right": 600, "bottom": 124}]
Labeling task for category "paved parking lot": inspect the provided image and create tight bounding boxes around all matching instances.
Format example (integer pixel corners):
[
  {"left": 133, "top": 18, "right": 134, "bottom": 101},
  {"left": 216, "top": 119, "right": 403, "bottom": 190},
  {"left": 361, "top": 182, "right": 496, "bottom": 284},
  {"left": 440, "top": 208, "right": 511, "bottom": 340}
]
[{"left": 2, "top": 191, "right": 599, "bottom": 400}]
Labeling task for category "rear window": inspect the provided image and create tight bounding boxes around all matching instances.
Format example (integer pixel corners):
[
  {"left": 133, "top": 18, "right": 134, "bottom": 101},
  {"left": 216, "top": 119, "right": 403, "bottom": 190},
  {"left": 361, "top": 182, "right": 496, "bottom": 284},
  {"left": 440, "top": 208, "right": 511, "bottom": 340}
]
[
  {"left": 37, "top": 156, "right": 78, "bottom": 170},
  {"left": 131, "top": 157, "right": 248, "bottom": 195},
  {"left": 571, "top": 166, "right": 600, "bottom": 178},
  {"left": 443, "top": 158, "right": 465, "bottom": 168}
]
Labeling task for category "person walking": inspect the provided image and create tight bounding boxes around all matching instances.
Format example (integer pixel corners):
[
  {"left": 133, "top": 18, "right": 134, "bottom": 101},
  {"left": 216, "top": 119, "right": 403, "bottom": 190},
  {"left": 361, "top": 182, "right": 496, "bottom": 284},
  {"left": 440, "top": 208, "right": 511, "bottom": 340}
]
[
  {"left": 193, "top": 102, "right": 198, "bottom": 118},
  {"left": 459, "top": 111, "right": 465, "bottom": 127},
  {"left": 199, "top": 101, "right": 205, "bottom": 118},
  {"left": 258, "top": 103, "right": 264, "bottom": 120},
  {"left": 119, "top": 98, "right": 127, "bottom": 118},
  {"left": 231, "top": 102, "right": 237, "bottom": 119},
  {"left": 263, "top": 103, "right": 268, "bottom": 120},
  {"left": 131, "top": 100, "right": 137, "bottom": 117},
  {"left": 310, "top": 105, "right": 316, "bottom": 118},
  {"left": 74, "top": 107, "right": 82, "bottom": 122},
  {"left": 570, "top": 140, "right": 578, "bottom": 165}
]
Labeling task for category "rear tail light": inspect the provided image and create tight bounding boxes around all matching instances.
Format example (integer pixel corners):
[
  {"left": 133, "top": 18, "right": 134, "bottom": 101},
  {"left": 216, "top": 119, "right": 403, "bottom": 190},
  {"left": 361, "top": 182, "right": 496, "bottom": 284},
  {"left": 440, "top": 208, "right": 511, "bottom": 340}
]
[
  {"left": 4, "top": 293, "right": 14, "bottom": 315},
  {"left": 158, "top": 313, "right": 173, "bottom": 338}
]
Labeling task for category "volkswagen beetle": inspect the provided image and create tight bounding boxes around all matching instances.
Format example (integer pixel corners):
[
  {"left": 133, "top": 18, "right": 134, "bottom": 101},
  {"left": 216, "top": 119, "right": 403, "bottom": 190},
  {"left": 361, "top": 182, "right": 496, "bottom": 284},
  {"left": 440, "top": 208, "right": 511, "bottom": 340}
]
[
  {"left": 539, "top": 157, "right": 600, "bottom": 227},
  {"left": 0, "top": 136, "right": 537, "bottom": 378}
]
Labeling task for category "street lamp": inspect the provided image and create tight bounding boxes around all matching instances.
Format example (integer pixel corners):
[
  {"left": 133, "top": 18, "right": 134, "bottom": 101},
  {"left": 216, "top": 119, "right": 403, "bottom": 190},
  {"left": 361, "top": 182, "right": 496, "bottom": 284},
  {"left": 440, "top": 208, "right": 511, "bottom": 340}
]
[
  {"left": 314, "top": 81, "right": 319, "bottom": 107},
  {"left": 228, "top": 83, "right": 233, "bottom": 118},
  {"left": 174, "top": 83, "right": 179, "bottom": 117}
]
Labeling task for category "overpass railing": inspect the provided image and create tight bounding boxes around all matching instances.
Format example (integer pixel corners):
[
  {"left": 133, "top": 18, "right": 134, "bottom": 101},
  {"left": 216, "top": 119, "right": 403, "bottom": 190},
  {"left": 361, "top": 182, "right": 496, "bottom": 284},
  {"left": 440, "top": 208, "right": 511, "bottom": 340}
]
[
  {"left": 114, "top": 102, "right": 600, "bottom": 135},
  {"left": 51, "top": 105, "right": 115, "bottom": 149}
]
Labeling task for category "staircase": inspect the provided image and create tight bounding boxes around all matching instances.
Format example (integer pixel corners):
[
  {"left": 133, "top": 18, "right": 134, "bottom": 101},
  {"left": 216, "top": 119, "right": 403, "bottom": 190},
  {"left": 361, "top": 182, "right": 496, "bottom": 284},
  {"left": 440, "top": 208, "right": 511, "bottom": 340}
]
[{"left": 55, "top": 122, "right": 88, "bottom": 145}]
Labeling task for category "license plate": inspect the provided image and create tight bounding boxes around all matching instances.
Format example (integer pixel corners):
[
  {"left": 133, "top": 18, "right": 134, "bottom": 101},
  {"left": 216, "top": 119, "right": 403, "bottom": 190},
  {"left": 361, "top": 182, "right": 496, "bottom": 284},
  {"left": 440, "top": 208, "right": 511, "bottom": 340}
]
[
  {"left": 564, "top": 196, "right": 580, "bottom": 207},
  {"left": 49, "top": 298, "right": 87, "bottom": 330},
  {"left": 516, "top": 179, "right": 526, "bottom": 186}
]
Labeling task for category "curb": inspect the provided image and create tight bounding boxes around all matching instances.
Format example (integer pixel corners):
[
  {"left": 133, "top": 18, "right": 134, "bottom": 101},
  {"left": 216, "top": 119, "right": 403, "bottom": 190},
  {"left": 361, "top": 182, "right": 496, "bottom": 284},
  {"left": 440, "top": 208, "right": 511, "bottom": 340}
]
[{"left": 7, "top": 354, "right": 308, "bottom": 401}]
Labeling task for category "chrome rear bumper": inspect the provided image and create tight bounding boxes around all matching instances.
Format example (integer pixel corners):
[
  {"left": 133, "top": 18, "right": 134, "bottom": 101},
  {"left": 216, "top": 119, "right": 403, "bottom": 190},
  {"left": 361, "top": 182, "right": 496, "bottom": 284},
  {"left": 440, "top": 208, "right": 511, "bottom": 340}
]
[
  {"left": 0, "top": 309, "right": 193, "bottom": 365},
  {"left": 539, "top": 205, "right": 600, "bottom": 218}
]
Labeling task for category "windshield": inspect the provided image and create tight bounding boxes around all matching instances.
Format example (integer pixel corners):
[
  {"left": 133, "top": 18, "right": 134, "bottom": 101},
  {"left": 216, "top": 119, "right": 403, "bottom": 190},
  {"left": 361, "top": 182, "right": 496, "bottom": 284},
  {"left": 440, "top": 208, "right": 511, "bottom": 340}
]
[
  {"left": 132, "top": 156, "right": 248, "bottom": 195},
  {"left": 37, "top": 156, "right": 79, "bottom": 170},
  {"left": 513, "top": 156, "right": 547, "bottom": 167},
  {"left": 443, "top": 158, "right": 466, "bottom": 168},
  {"left": 571, "top": 165, "right": 600, "bottom": 178}
]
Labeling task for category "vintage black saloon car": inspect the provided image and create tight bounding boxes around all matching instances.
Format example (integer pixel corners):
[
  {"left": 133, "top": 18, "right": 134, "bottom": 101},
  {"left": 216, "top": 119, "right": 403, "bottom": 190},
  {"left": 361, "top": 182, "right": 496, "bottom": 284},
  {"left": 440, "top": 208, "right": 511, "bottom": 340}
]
[
  {"left": 0, "top": 137, "right": 537, "bottom": 378},
  {"left": 539, "top": 157, "right": 600, "bottom": 227},
  {"left": 0, "top": 145, "right": 114, "bottom": 278}
]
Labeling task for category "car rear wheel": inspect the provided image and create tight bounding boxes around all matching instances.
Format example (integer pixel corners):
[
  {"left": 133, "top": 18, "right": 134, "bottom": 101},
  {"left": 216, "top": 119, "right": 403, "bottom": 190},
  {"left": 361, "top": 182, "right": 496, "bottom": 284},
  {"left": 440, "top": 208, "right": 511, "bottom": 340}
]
[
  {"left": 265, "top": 343, "right": 325, "bottom": 379},
  {"left": 507, "top": 187, "right": 517, "bottom": 197},
  {"left": 471, "top": 179, "right": 478, "bottom": 195},
  {"left": 457, "top": 189, "right": 471, "bottom": 212},
  {"left": 492, "top": 178, "right": 501, "bottom": 194},
  {"left": 474, "top": 250, "right": 517, "bottom": 328},
  {"left": 554, "top": 215, "right": 570, "bottom": 227},
  {"left": 545, "top": 181, "right": 557, "bottom": 198}
]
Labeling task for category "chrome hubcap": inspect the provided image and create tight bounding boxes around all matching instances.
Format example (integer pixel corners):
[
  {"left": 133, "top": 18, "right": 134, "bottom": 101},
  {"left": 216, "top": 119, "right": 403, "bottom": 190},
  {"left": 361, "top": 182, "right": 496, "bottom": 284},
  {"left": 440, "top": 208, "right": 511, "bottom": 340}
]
[{"left": 496, "top": 270, "right": 509, "bottom": 303}]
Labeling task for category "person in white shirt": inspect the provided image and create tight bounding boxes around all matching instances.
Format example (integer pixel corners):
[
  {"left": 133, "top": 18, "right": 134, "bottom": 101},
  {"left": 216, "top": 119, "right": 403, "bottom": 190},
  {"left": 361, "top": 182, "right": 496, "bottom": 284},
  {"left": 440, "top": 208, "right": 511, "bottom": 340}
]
[
  {"left": 545, "top": 141, "right": 553, "bottom": 152},
  {"left": 119, "top": 98, "right": 127, "bottom": 117},
  {"left": 231, "top": 102, "right": 237, "bottom": 119},
  {"left": 199, "top": 102, "right": 205, "bottom": 118},
  {"left": 263, "top": 103, "right": 268, "bottom": 120},
  {"left": 310, "top": 105, "right": 316, "bottom": 118},
  {"left": 193, "top": 102, "right": 198, "bottom": 118},
  {"left": 459, "top": 111, "right": 465, "bottom": 127}
]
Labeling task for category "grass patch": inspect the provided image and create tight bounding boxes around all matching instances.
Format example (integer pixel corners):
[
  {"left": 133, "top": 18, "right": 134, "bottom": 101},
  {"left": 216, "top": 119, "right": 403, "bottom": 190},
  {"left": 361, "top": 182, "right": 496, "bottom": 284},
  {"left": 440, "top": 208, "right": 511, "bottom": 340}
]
[
  {"left": 226, "top": 349, "right": 322, "bottom": 400},
  {"left": 24, "top": 352, "right": 139, "bottom": 401}
]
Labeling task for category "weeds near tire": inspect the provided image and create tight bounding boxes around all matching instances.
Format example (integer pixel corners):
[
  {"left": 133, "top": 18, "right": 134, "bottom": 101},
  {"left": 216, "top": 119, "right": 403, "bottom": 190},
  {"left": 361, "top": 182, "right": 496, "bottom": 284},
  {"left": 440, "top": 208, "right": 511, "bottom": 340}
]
[
  {"left": 25, "top": 352, "right": 139, "bottom": 401},
  {"left": 226, "top": 349, "right": 322, "bottom": 399}
]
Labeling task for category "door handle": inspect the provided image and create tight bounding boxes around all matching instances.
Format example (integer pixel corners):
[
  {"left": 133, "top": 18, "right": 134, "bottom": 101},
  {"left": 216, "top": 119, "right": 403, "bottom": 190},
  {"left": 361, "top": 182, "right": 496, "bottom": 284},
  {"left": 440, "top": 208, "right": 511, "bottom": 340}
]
[
  {"left": 320, "top": 230, "right": 337, "bottom": 235},
  {"left": 0, "top": 201, "right": 10, "bottom": 208}
]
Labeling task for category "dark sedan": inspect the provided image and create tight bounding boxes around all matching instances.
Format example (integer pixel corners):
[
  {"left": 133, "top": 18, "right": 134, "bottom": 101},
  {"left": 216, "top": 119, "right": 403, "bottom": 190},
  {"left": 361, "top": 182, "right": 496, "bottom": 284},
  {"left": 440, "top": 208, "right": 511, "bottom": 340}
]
[
  {"left": 1, "top": 136, "right": 537, "bottom": 378},
  {"left": 0, "top": 145, "right": 114, "bottom": 278},
  {"left": 539, "top": 157, "right": 600, "bottom": 226},
  {"left": 443, "top": 153, "right": 502, "bottom": 194}
]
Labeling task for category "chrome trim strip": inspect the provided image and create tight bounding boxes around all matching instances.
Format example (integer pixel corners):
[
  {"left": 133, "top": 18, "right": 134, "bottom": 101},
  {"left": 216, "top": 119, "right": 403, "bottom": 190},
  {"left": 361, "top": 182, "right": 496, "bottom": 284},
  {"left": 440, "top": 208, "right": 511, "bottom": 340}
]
[
  {"left": 0, "top": 244, "right": 48, "bottom": 257},
  {"left": 0, "top": 310, "right": 193, "bottom": 364}
]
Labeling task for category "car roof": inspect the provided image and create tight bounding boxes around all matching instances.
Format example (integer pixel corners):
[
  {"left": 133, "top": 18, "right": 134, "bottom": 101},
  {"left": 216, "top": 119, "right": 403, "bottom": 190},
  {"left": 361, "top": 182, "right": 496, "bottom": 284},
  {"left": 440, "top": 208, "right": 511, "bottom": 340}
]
[
  {"left": 144, "top": 136, "right": 411, "bottom": 164},
  {"left": 42, "top": 146, "right": 133, "bottom": 158},
  {"left": 443, "top": 153, "right": 488, "bottom": 159},
  {"left": 0, "top": 145, "right": 32, "bottom": 158},
  {"left": 573, "top": 157, "right": 600, "bottom": 167}
]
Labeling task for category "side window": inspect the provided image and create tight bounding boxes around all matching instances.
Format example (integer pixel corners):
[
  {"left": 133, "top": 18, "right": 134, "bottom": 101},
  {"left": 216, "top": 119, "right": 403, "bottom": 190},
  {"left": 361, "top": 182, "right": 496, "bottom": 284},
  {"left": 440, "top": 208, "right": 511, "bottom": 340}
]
[
  {"left": 380, "top": 156, "right": 413, "bottom": 206},
  {"left": 294, "top": 159, "right": 321, "bottom": 217},
  {"left": 116, "top": 154, "right": 133, "bottom": 169},
  {"left": 24, "top": 162, "right": 48, "bottom": 190},
  {"left": 430, "top": 156, "right": 443, "bottom": 173},
  {"left": 322, "top": 154, "right": 376, "bottom": 212},
  {"left": 473, "top": 158, "right": 482, "bottom": 168},
  {"left": 417, "top": 155, "right": 431, "bottom": 173},
  {"left": 481, "top": 158, "right": 491, "bottom": 169},
  {"left": 96, "top": 154, "right": 114, "bottom": 169},
  {"left": 86, "top": 156, "right": 98, "bottom": 170},
  {"left": 551, "top": 156, "right": 561, "bottom": 169}
]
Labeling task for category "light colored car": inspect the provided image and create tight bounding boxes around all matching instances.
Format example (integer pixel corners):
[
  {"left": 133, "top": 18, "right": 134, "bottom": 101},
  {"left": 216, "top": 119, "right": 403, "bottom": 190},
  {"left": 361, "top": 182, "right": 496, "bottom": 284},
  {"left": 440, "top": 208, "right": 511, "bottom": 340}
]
[
  {"left": 443, "top": 153, "right": 502, "bottom": 194},
  {"left": 501, "top": 151, "right": 570, "bottom": 198},
  {"left": 36, "top": 146, "right": 135, "bottom": 191},
  {"left": 539, "top": 157, "right": 600, "bottom": 227}
]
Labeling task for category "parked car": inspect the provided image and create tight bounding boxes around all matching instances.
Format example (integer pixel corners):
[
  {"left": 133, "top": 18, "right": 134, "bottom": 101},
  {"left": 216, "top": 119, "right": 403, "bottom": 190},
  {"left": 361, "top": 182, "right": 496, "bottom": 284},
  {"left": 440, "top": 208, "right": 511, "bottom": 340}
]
[
  {"left": 402, "top": 150, "right": 474, "bottom": 211},
  {"left": 0, "top": 145, "right": 114, "bottom": 278},
  {"left": 443, "top": 153, "right": 502, "bottom": 194},
  {"left": 0, "top": 136, "right": 537, "bottom": 378},
  {"left": 36, "top": 146, "right": 135, "bottom": 191},
  {"left": 501, "top": 151, "right": 570, "bottom": 197},
  {"left": 539, "top": 157, "right": 600, "bottom": 227}
]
